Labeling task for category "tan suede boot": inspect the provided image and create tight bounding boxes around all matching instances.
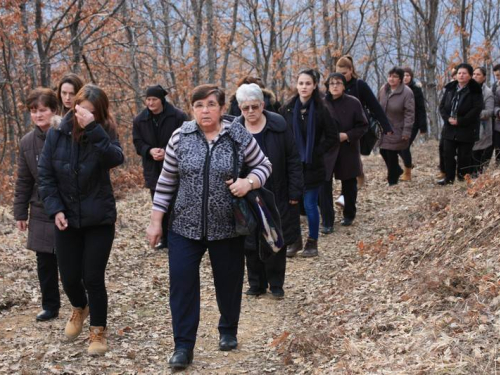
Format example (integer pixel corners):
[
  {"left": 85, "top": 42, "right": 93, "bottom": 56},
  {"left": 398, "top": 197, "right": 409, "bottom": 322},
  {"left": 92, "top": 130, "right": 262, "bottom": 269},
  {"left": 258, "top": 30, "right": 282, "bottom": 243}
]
[
  {"left": 400, "top": 167, "right": 412, "bottom": 181},
  {"left": 88, "top": 326, "right": 107, "bottom": 356},
  {"left": 65, "top": 306, "right": 89, "bottom": 341}
]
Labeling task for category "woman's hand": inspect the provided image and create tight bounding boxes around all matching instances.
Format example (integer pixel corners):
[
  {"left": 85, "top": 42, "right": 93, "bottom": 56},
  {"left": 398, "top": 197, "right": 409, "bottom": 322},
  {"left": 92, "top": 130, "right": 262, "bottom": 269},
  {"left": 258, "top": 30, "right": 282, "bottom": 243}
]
[
  {"left": 146, "top": 223, "right": 163, "bottom": 248},
  {"left": 339, "top": 133, "right": 349, "bottom": 142},
  {"left": 55, "top": 212, "right": 68, "bottom": 231},
  {"left": 16, "top": 220, "right": 28, "bottom": 231},
  {"left": 289, "top": 200, "right": 299, "bottom": 205},
  {"left": 149, "top": 148, "right": 165, "bottom": 161},
  {"left": 226, "top": 178, "right": 252, "bottom": 197},
  {"left": 449, "top": 117, "right": 458, "bottom": 126},
  {"left": 146, "top": 210, "right": 164, "bottom": 248},
  {"left": 75, "top": 104, "right": 95, "bottom": 128}
]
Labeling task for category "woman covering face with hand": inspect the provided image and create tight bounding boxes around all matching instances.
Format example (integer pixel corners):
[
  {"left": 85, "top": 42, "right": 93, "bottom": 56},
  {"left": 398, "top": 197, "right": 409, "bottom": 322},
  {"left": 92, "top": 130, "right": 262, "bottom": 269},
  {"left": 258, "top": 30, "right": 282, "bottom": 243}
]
[{"left": 38, "top": 84, "right": 124, "bottom": 356}]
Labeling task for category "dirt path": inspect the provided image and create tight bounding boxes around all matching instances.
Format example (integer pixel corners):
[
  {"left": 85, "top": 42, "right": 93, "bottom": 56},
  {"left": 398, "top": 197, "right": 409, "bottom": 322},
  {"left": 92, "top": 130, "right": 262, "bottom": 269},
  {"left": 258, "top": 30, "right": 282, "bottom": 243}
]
[{"left": 0, "top": 140, "right": 449, "bottom": 374}]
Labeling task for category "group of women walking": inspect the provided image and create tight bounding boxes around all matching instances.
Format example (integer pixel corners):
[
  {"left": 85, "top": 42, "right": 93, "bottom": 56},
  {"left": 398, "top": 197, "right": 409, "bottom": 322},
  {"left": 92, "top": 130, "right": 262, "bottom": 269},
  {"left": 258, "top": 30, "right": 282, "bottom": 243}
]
[{"left": 18, "top": 55, "right": 496, "bottom": 370}]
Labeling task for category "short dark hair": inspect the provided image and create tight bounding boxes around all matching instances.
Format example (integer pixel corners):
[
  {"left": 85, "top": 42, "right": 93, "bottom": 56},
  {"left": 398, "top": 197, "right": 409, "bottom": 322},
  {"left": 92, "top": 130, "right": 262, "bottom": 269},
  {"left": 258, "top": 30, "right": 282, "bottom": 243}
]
[
  {"left": 26, "top": 87, "right": 58, "bottom": 112},
  {"left": 190, "top": 84, "right": 225, "bottom": 106},
  {"left": 388, "top": 67, "right": 405, "bottom": 82},
  {"left": 455, "top": 63, "right": 473, "bottom": 76},
  {"left": 493, "top": 63, "right": 500, "bottom": 72},
  {"left": 403, "top": 67, "right": 414, "bottom": 80},
  {"left": 237, "top": 75, "right": 265, "bottom": 89},
  {"left": 325, "top": 72, "right": 347, "bottom": 90}
]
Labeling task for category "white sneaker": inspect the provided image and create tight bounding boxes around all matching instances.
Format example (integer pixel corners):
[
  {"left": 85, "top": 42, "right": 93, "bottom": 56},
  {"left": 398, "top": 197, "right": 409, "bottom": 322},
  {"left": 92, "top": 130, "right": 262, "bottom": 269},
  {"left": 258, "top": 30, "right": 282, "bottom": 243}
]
[{"left": 335, "top": 195, "right": 345, "bottom": 208}]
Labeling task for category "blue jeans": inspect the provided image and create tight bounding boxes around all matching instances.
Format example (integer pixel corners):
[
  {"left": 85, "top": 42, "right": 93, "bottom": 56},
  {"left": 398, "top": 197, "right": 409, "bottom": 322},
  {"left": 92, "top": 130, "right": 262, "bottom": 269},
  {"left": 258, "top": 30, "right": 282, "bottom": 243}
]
[
  {"left": 303, "top": 188, "right": 320, "bottom": 240},
  {"left": 168, "top": 231, "right": 245, "bottom": 350}
]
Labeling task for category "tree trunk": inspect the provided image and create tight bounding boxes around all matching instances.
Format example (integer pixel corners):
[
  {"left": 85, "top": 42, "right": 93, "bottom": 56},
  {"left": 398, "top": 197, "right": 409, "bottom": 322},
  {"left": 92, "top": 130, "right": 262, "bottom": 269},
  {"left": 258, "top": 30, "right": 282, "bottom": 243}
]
[{"left": 220, "top": 0, "right": 239, "bottom": 89}]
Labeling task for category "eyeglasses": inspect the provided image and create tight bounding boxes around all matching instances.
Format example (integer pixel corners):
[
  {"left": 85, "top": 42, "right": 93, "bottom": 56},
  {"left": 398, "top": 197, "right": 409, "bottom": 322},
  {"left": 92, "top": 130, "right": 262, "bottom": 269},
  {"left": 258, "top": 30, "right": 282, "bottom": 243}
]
[
  {"left": 193, "top": 101, "right": 219, "bottom": 111},
  {"left": 329, "top": 82, "right": 344, "bottom": 87},
  {"left": 240, "top": 104, "right": 261, "bottom": 112}
]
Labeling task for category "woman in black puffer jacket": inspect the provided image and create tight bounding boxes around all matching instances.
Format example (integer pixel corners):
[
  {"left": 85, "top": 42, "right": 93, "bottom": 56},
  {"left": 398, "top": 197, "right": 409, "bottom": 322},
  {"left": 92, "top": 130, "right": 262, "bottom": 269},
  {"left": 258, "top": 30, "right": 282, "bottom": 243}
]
[{"left": 38, "top": 84, "right": 124, "bottom": 355}]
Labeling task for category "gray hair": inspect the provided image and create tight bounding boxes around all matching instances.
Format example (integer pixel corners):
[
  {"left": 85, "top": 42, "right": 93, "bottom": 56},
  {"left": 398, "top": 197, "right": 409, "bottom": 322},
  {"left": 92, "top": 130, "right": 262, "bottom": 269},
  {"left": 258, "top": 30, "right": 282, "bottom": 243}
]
[{"left": 236, "top": 83, "right": 264, "bottom": 105}]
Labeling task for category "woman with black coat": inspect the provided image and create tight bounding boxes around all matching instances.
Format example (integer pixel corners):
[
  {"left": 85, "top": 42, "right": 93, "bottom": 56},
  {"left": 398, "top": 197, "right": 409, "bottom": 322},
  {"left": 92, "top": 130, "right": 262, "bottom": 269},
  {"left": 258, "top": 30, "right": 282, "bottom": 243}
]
[
  {"left": 438, "top": 63, "right": 483, "bottom": 184},
  {"left": 236, "top": 83, "right": 303, "bottom": 298},
  {"left": 279, "top": 68, "right": 338, "bottom": 257},
  {"left": 334, "top": 55, "right": 393, "bottom": 192},
  {"left": 399, "top": 67, "right": 428, "bottom": 181},
  {"left": 321, "top": 73, "right": 368, "bottom": 228},
  {"left": 38, "top": 84, "right": 124, "bottom": 355},
  {"left": 14, "top": 88, "right": 61, "bottom": 322}
]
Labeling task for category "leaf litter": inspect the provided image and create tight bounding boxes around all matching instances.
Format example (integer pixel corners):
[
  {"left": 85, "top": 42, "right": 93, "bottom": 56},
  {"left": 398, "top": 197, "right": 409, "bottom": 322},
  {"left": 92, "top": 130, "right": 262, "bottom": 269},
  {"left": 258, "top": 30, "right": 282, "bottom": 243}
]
[{"left": 0, "top": 140, "right": 499, "bottom": 374}]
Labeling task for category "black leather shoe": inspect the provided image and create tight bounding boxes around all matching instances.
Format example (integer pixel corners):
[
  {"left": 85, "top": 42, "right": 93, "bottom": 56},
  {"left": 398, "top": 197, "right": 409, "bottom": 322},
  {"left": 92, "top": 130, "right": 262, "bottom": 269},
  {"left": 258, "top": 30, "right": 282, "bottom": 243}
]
[
  {"left": 168, "top": 349, "right": 193, "bottom": 369},
  {"left": 155, "top": 240, "right": 168, "bottom": 250},
  {"left": 36, "top": 310, "right": 59, "bottom": 322},
  {"left": 271, "top": 288, "right": 285, "bottom": 299},
  {"left": 437, "top": 178, "right": 453, "bottom": 186},
  {"left": 245, "top": 287, "right": 266, "bottom": 296},
  {"left": 341, "top": 218, "right": 354, "bottom": 226},
  {"left": 219, "top": 334, "right": 238, "bottom": 351}
]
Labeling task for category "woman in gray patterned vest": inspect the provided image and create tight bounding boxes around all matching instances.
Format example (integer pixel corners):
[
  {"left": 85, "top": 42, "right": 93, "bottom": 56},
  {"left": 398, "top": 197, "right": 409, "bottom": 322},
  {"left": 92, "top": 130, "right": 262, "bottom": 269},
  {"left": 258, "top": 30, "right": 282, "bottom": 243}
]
[{"left": 146, "top": 84, "right": 272, "bottom": 370}]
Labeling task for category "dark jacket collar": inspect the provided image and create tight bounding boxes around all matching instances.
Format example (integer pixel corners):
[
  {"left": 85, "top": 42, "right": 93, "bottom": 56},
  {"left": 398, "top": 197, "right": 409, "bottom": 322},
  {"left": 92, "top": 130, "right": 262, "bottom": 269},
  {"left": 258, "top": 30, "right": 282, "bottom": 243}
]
[
  {"left": 444, "top": 78, "right": 482, "bottom": 94},
  {"left": 236, "top": 110, "right": 287, "bottom": 133},
  {"left": 136, "top": 101, "right": 178, "bottom": 122},
  {"left": 58, "top": 112, "right": 74, "bottom": 135}
]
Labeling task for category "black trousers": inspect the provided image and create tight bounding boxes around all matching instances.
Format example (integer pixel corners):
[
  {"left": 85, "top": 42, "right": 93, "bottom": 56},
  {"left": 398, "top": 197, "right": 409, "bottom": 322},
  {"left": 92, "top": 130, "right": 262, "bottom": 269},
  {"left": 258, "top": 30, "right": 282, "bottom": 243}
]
[
  {"left": 319, "top": 178, "right": 334, "bottom": 228},
  {"left": 472, "top": 146, "right": 494, "bottom": 174},
  {"left": 398, "top": 127, "right": 419, "bottom": 168},
  {"left": 55, "top": 224, "right": 115, "bottom": 327},
  {"left": 319, "top": 177, "right": 358, "bottom": 224},
  {"left": 341, "top": 178, "right": 358, "bottom": 220},
  {"left": 150, "top": 189, "right": 169, "bottom": 243},
  {"left": 36, "top": 252, "right": 60, "bottom": 311},
  {"left": 245, "top": 246, "right": 286, "bottom": 292},
  {"left": 443, "top": 139, "right": 473, "bottom": 182},
  {"left": 439, "top": 137, "right": 446, "bottom": 173},
  {"left": 494, "top": 130, "right": 500, "bottom": 164},
  {"left": 380, "top": 149, "right": 403, "bottom": 185},
  {"left": 168, "top": 230, "right": 245, "bottom": 350}
]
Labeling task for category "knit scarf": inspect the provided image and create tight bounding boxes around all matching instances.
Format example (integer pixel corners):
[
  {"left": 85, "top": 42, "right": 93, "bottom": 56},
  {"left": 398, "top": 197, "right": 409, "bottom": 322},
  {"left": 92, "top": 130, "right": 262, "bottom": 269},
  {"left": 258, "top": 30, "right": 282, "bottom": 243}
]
[{"left": 293, "top": 97, "right": 316, "bottom": 164}]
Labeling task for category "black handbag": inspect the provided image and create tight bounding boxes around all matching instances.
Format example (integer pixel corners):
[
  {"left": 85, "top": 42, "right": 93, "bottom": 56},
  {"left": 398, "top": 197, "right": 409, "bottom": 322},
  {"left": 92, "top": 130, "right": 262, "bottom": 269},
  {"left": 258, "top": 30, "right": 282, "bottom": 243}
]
[
  {"left": 230, "top": 141, "right": 257, "bottom": 236},
  {"left": 359, "top": 114, "right": 381, "bottom": 156}
]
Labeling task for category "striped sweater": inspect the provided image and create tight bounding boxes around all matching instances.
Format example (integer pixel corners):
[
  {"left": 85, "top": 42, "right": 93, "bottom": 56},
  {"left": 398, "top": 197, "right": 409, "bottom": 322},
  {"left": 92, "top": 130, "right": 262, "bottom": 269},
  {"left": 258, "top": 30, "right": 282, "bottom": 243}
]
[{"left": 153, "top": 117, "right": 272, "bottom": 241}]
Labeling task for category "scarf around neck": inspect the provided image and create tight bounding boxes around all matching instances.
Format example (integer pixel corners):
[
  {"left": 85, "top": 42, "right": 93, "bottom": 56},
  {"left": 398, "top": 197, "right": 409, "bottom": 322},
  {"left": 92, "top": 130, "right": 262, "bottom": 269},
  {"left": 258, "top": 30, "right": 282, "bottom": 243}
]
[{"left": 293, "top": 97, "right": 316, "bottom": 164}]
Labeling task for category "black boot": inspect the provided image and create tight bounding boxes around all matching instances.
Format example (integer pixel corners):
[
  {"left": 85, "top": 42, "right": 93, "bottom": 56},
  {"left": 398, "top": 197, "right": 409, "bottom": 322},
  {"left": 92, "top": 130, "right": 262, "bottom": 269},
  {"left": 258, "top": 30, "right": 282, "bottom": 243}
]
[
  {"left": 286, "top": 236, "right": 303, "bottom": 257},
  {"left": 219, "top": 334, "right": 238, "bottom": 351},
  {"left": 301, "top": 238, "right": 318, "bottom": 257}
]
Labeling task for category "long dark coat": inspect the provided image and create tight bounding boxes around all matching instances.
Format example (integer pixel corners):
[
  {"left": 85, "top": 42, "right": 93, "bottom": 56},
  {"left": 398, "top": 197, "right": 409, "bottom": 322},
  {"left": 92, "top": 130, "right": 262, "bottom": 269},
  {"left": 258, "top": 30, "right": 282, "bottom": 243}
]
[
  {"left": 344, "top": 78, "right": 393, "bottom": 134},
  {"left": 378, "top": 83, "right": 415, "bottom": 151},
  {"left": 324, "top": 93, "right": 368, "bottom": 181},
  {"left": 13, "top": 126, "right": 54, "bottom": 253},
  {"left": 407, "top": 80, "right": 428, "bottom": 133},
  {"left": 237, "top": 110, "right": 303, "bottom": 245},
  {"left": 279, "top": 95, "right": 339, "bottom": 189},
  {"left": 132, "top": 102, "right": 188, "bottom": 189},
  {"left": 439, "top": 79, "right": 483, "bottom": 143},
  {"left": 38, "top": 114, "right": 124, "bottom": 228}
]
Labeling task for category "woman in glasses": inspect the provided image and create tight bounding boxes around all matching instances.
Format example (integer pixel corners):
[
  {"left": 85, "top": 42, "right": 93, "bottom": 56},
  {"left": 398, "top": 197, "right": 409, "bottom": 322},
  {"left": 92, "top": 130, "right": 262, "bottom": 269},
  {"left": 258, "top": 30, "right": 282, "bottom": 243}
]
[
  {"left": 235, "top": 83, "right": 303, "bottom": 299},
  {"left": 147, "top": 84, "right": 271, "bottom": 370}
]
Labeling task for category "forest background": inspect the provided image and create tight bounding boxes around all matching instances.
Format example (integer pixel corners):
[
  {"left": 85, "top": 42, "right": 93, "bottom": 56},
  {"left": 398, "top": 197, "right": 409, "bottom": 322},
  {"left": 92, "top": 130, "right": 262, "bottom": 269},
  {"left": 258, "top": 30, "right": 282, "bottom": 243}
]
[{"left": 1, "top": 0, "right": 500, "bottom": 203}]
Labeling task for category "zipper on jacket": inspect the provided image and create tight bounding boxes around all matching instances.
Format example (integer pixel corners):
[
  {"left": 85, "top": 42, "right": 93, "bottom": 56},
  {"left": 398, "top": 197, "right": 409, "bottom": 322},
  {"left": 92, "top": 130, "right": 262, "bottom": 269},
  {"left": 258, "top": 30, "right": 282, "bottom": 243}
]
[{"left": 201, "top": 143, "right": 212, "bottom": 240}]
